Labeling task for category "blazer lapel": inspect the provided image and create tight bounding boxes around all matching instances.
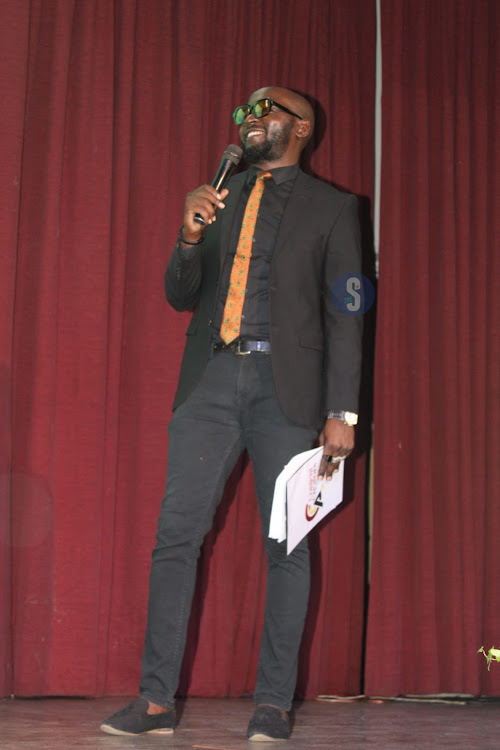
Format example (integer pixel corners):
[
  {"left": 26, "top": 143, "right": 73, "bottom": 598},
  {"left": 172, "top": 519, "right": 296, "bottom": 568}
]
[{"left": 272, "top": 170, "right": 312, "bottom": 264}]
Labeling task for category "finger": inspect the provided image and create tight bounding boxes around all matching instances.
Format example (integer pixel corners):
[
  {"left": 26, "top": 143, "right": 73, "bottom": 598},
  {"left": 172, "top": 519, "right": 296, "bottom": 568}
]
[
  {"left": 325, "top": 457, "right": 342, "bottom": 480},
  {"left": 186, "top": 195, "right": 223, "bottom": 221},
  {"left": 317, "top": 453, "right": 342, "bottom": 480},
  {"left": 184, "top": 187, "right": 227, "bottom": 228},
  {"left": 193, "top": 186, "right": 227, "bottom": 210},
  {"left": 318, "top": 453, "right": 341, "bottom": 479}
]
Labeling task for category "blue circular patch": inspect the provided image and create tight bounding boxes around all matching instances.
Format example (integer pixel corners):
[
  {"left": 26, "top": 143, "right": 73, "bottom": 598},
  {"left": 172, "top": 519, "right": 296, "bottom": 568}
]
[{"left": 331, "top": 273, "right": 375, "bottom": 316}]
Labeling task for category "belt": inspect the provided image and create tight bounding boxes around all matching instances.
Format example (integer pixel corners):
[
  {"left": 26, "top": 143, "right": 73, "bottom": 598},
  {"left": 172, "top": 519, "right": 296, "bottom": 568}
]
[{"left": 213, "top": 339, "right": 271, "bottom": 355}]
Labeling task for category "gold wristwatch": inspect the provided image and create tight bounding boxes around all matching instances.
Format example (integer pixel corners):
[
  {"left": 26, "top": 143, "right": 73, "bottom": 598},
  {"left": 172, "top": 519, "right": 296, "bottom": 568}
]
[{"left": 327, "top": 410, "right": 358, "bottom": 426}]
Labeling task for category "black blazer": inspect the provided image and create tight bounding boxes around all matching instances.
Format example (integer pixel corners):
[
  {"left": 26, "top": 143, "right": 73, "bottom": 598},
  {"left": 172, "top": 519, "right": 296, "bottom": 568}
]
[{"left": 165, "top": 168, "right": 363, "bottom": 428}]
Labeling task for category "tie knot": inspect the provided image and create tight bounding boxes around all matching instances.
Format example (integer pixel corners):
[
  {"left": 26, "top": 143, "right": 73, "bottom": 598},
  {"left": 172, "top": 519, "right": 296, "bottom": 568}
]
[{"left": 256, "top": 171, "right": 271, "bottom": 182}]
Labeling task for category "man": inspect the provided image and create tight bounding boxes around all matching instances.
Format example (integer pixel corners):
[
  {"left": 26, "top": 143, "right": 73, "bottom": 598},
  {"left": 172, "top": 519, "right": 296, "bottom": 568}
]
[{"left": 101, "top": 86, "right": 362, "bottom": 741}]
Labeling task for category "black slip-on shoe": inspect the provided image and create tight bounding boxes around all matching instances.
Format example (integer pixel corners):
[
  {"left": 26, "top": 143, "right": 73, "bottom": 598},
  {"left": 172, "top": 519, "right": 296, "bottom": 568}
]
[
  {"left": 100, "top": 697, "right": 175, "bottom": 735},
  {"left": 247, "top": 704, "right": 291, "bottom": 741}
]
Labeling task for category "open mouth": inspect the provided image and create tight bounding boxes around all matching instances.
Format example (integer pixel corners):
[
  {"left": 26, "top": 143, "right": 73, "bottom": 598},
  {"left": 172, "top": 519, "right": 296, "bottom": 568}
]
[{"left": 245, "top": 128, "right": 266, "bottom": 140}]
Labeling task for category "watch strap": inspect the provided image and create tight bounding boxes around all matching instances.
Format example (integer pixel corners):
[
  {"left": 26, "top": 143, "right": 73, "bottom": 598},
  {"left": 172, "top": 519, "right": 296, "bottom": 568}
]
[{"left": 327, "top": 410, "right": 358, "bottom": 426}]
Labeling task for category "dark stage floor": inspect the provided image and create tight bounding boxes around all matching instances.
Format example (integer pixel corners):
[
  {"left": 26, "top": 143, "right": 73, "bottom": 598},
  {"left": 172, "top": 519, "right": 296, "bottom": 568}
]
[{"left": 1, "top": 695, "right": 499, "bottom": 749}]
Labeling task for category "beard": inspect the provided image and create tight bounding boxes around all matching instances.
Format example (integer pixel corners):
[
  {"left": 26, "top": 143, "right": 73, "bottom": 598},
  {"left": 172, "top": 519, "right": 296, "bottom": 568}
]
[{"left": 242, "top": 119, "right": 294, "bottom": 164}]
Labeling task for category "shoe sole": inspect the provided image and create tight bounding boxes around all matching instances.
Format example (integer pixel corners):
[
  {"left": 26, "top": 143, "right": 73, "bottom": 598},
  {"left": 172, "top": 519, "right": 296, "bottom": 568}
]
[
  {"left": 248, "top": 733, "right": 288, "bottom": 742},
  {"left": 100, "top": 724, "right": 174, "bottom": 736}
]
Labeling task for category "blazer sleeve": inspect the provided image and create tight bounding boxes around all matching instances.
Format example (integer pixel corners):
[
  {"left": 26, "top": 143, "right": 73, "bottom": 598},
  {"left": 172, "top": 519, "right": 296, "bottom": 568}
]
[
  {"left": 164, "top": 240, "right": 204, "bottom": 311},
  {"left": 322, "top": 193, "right": 363, "bottom": 414}
]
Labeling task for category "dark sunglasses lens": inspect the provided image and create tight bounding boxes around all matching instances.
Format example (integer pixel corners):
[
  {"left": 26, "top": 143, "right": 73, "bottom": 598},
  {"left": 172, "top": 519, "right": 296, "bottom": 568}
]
[
  {"left": 233, "top": 99, "right": 273, "bottom": 124},
  {"left": 233, "top": 106, "right": 249, "bottom": 124},
  {"left": 253, "top": 99, "right": 271, "bottom": 119}
]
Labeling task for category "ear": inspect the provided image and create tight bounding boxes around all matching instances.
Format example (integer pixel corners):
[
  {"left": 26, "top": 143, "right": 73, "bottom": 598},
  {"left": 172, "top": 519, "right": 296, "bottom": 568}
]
[{"left": 296, "top": 119, "right": 311, "bottom": 140}]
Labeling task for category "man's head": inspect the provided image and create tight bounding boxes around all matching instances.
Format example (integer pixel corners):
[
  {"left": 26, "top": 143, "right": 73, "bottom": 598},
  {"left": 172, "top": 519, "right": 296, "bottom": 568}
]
[{"left": 235, "top": 87, "right": 315, "bottom": 168}]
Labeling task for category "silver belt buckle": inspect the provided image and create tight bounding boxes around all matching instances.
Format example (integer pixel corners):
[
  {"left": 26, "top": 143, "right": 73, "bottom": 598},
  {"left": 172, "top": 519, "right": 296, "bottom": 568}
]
[{"left": 235, "top": 340, "right": 251, "bottom": 356}]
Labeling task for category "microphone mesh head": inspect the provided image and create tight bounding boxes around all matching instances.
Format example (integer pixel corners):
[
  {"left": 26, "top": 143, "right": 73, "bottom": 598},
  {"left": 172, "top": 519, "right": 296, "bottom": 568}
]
[{"left": 223, "top": 144, "right": 243, "bottom": 165}]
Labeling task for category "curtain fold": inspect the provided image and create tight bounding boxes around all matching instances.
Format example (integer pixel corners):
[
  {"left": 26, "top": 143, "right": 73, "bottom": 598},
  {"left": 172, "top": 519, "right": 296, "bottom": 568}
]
[
  {"left": 1, "top": 0, "right": 374, "bottom": 698},
  {"left": 365, "top": 0, "right": 500, "bottom": 696},
  {"left": 0, "top": 0, "right": 32, "bottom": 697}
]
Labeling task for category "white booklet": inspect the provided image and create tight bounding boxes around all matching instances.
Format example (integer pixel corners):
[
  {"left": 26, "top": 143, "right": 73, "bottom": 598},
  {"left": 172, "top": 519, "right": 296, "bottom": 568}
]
[{"left": 269, "top": 447, "right": 345, "bottom": 554}]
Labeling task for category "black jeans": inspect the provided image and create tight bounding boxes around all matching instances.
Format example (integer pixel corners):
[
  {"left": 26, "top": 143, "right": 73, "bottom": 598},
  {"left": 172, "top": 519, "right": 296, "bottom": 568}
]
[{"left": 139, "top": 351, "right": 318, "bottom": 710}]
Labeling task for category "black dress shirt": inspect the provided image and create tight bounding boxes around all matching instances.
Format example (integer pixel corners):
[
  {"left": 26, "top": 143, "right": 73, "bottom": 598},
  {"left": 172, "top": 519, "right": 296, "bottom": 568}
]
[{"left": 212, "top": 164, "right": 299, "bottom": 343}]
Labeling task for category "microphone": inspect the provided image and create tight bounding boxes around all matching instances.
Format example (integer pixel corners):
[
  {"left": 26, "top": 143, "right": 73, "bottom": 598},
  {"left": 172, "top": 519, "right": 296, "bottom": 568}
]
[{"left": 193, "top": 144, "right": 243, "bottom": 226}]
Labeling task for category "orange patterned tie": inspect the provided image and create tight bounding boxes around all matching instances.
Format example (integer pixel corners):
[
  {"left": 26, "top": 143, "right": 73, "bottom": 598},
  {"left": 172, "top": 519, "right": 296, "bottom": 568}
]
[{"left": 220, "top": 171, "right": 271, "bottom": 344}]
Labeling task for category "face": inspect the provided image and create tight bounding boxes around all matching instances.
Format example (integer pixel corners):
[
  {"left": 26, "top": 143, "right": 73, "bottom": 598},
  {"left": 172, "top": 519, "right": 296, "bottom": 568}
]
[
  {"left": 241, "top": 115, "right": 295, "bottom": 164},
  {"left": 238, "top": 89, "right": 302, "bottom": 166}
]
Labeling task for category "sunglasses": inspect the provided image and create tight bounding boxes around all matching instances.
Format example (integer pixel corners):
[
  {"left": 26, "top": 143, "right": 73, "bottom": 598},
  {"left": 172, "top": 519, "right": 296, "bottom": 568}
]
[{"left": 232, "top": 98, "right": 303, "bottom": 125}]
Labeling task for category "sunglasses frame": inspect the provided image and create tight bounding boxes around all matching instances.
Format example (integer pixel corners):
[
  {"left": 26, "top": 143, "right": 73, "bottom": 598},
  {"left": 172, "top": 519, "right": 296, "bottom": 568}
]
[{"left": 232, "top": 98, "right": 303, "bottom": 125}]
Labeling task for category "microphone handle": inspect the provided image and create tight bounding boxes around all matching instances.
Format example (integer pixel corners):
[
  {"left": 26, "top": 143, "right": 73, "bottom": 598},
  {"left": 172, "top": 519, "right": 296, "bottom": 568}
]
[{"left": 193, "top": 156, "right": 238, "bottom": 226}]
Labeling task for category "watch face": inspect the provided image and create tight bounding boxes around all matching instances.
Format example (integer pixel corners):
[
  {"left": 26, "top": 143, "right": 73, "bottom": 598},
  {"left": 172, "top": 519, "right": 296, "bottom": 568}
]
[{"left": 344, "top": 412, "right": 358, "bottom": 426}]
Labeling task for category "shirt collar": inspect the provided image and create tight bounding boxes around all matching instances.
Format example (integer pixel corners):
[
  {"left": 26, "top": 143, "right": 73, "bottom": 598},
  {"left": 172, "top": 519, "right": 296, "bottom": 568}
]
[{"left": 246, "top": 163, "right": 300, "bottom": 186}]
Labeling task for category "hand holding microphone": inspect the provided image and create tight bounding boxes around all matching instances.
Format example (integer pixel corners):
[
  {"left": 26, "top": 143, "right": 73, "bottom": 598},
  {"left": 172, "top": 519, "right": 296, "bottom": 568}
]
[{"left": 181, "top": 145, "right": 243, "bottom": 244}]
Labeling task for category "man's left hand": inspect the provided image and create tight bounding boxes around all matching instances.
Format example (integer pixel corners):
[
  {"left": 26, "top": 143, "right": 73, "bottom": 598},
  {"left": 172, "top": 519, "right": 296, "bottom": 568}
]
[{"left": 317, "top": 419, "right": 355, "bottom": 480}]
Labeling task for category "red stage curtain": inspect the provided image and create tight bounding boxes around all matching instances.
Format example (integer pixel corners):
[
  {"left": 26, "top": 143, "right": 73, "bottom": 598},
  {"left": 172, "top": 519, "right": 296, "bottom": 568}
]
[
  {"left": 0, "top": 0, "right": 375, "bottom": 698},
  {"left": 365, "top": 0, "right": 500, "bottom": 696}
]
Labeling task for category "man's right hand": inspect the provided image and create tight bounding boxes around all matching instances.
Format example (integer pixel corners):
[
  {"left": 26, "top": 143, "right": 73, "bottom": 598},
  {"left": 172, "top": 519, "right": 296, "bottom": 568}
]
[{"left": 180, "top": 185, "right": 229, "bottom": 245}]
